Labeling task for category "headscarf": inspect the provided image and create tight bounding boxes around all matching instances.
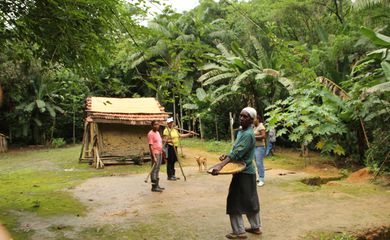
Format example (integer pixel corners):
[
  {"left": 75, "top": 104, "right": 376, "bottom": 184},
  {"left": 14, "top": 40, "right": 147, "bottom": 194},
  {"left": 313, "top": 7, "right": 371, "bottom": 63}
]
[
  {"left": 242, "top": 107, "right": 257, "bottom": 119},
  {"left": 166, "top": 117, "right": 174, "bottom": 123}
]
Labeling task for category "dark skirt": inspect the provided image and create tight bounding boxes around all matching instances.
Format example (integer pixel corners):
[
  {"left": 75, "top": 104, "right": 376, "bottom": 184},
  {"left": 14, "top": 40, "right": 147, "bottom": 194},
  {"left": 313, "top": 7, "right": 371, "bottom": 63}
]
[{"left": 226, "top": 173, "right": 260, "bottom": 215}]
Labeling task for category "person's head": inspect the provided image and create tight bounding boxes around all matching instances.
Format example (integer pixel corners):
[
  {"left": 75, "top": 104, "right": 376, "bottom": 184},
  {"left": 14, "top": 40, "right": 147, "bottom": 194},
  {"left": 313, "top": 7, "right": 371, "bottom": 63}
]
[
  {"left": 240, "top": 107, "right": 256, "bottom": 129},
  {"left": 151, "top": 120, "right": 160, "bottom": 131},
  {"left": 253, "top": 115, "right": 263, "bottom": 126},
  {"left": 166, "top": 117, "right": 174, "bottom": 128}
]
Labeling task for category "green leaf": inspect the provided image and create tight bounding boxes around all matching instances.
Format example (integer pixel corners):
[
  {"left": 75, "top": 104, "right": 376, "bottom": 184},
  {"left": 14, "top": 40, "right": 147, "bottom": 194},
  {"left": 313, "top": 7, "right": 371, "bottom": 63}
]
[
  {"left": 32, "top": 118, "right": 42, "bottom": 127},
  {"left": 182, "top": 103, "right": 198, "bottom": 110},
  {"left": 315, "top": 140, "right": 326, "bottom": 150},
  {"left": 361, "top": 27, "right": 390, "bottom": 47},
  {"left": 276, "top": 128, "right": 287, "bottom": 137},
  {"left": 304, "top": 134, "right": 313, "bottom": 143},
  {"left": 143, "top": 80, "right": 157, "bottom": 91},
  {"left": 289, "top": 133, "right": 299, "bottom": 142},
  {"left": 381, "top": 61, "right": 390, "bottom": 81},
  {"left": 366, "top": 81, "right": 390, "bottom": 94},
  {"left": 196, "top": 88, "right": 207, "bottom": 101},
  {"left": 333, "top": 144, "right": 345, "bottom": 156},
  {"left": 24, "top": 102, "right": 35, "bottom": 112},
  {"left": 203, "top": 72, "right": 236, "bottom": 86},
  {"left": 46, "top": 104, "right": 56, "bottom": 118},
  {"left": 36, "top": 100, "right": 46, "bottom": 110}
]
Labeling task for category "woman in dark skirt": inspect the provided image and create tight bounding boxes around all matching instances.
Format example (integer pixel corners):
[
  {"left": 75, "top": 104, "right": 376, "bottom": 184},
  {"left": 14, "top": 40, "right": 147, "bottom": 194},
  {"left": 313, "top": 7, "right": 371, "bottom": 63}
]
[{"left": 211, "top": 107, "right": 262, "bottom": 239}]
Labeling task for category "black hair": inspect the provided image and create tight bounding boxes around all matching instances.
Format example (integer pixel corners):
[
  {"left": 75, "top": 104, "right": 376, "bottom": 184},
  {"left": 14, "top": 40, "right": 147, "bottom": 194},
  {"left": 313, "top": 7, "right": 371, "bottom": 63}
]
[
  {"left": 257, "top": 115, "right": 263, "bottom": 123},
  {"left": 151, "top": 120, "right": 157, "bottom": 126}
]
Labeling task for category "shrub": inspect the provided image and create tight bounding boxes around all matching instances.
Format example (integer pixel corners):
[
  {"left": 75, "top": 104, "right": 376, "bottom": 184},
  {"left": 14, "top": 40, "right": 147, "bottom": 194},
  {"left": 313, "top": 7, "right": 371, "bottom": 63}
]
[{"left": 51, "top": 138, "right": 66, "bottom": 148}]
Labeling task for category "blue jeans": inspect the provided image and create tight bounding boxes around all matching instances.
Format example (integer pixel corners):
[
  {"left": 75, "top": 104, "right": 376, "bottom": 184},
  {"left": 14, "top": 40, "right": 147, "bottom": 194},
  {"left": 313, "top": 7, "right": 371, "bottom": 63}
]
[{"left": 255, "top": 146, "right": 266, "bottom": 181}]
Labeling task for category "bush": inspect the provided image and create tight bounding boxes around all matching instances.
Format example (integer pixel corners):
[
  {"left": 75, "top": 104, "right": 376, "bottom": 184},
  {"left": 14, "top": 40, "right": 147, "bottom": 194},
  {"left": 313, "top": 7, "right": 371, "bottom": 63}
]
[
  {"left": 365, "top": 129, "right": 390, "bottom": 174},
  {"left": 51, "top": 138, "right": 66, "bottom": 148}
]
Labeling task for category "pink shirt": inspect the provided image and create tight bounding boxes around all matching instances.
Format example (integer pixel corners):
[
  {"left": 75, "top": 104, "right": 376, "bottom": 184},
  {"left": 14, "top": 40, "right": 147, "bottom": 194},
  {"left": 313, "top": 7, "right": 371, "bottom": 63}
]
[{"left": 147, "top": 130, "right": 162, "bottom": 154}]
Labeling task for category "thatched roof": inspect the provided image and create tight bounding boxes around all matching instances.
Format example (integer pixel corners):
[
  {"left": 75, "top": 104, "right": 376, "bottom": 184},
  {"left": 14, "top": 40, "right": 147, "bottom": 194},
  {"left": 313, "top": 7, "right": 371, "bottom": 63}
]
[{"left": 85, "top": 97, "right": 169, "bottom": 125}]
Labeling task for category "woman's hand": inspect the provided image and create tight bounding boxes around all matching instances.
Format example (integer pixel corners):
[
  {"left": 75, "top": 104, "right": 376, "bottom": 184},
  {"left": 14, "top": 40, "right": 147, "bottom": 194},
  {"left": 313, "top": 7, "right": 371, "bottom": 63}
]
[
  {"left": 219, "top": 154, "right": 227, "bottom": 161},
  {"left": 210, "top": 163, "right": 223, "bottom": 175}
]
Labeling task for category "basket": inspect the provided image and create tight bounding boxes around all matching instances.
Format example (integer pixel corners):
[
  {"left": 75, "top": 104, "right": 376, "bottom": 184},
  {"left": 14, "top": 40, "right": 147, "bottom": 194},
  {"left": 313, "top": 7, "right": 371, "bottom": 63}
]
[{"left": 207, "top": 161, "right": 246, "bottom": 175}]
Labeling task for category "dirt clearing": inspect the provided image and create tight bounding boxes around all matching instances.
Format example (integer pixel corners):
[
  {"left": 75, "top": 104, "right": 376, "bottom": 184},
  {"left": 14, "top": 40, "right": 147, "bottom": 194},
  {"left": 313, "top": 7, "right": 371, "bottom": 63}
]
[{"left": 13, "top": 147, "right": 390, "bottom": 239}]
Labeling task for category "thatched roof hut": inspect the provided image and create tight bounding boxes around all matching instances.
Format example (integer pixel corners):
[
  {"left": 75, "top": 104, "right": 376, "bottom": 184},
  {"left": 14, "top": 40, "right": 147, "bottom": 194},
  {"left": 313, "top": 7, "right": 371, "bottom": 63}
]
[{"left": 79, "top": 97, "right": 168, "bottom": 168}]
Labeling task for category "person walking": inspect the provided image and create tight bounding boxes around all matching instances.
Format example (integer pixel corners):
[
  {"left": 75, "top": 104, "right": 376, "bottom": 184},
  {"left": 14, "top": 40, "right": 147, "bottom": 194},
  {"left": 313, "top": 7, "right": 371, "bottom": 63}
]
[
  {"left": 210, "top": 107, "right": 262, "bottom": 239},
  {"left": 163, "top": 117, "right": 194, "bottom": 181},
  {"left": 254, "top": 116, "right": 266, "bottom": 187},
  {"left": 147, "top": 120, "right": 164, "bottom": 192},
  {"left": 266, "top": 128, "right": 276, "bottom": 156}
]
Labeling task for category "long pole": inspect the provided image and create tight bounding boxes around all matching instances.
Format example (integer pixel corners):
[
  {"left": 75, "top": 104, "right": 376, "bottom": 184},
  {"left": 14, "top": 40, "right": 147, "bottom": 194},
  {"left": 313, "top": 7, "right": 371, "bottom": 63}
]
[{"left": 160, "top": 124, "right": 199, "bottom": 136}]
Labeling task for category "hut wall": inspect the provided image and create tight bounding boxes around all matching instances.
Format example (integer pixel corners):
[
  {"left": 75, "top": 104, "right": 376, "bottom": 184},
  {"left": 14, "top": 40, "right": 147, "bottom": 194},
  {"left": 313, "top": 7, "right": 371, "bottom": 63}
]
[{"left": 98, "top": 123, "right": 150, "bottom": 157}]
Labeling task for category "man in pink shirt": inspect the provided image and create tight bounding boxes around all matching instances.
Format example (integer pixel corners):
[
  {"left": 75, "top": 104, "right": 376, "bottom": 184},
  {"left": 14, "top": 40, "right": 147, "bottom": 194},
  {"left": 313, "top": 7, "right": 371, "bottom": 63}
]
[{"left": 148, "top": 120, "right": 164, "bottom": 192}]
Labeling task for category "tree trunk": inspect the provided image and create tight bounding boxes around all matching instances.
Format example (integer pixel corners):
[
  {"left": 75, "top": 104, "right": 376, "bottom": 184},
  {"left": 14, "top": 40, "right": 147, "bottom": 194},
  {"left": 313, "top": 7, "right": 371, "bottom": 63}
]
[
  {"left": 215, "top": 116, "right": 219, "bottom": 141},
  {"left": 73, "top": 105, "right": 76, "bottom": 144}
]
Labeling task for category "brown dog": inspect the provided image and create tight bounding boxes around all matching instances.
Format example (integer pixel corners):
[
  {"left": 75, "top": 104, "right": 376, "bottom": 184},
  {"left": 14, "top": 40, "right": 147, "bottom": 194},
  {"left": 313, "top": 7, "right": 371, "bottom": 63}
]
[{"left": 195, "top": 156, "right": 207, "bottom": 172}]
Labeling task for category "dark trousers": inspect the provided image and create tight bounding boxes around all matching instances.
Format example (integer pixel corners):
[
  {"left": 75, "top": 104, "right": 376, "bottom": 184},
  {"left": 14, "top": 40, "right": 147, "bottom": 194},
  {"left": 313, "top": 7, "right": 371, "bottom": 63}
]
[{"left": 166, "top": 144, "right": 177, "bottom": 178}]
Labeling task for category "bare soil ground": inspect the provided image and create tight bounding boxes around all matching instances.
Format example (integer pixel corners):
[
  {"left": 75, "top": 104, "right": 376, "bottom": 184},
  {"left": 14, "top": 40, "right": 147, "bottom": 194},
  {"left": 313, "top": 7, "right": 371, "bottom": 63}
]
[{"left": 17, "top": 147, "right": 390, "bottom": 240}]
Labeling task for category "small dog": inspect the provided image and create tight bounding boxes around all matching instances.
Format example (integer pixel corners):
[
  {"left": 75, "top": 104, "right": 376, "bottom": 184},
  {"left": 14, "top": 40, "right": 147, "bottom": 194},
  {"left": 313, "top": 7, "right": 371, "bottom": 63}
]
[{"left": 195, "top": 156, "right": 207, "bottom": 172}]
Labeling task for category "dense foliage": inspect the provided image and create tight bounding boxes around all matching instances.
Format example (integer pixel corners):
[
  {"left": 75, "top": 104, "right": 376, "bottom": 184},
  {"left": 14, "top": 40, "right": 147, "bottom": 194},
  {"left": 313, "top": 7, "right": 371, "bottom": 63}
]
[{"left": 0, "top": 0, "right": 389, "bottom": 171}]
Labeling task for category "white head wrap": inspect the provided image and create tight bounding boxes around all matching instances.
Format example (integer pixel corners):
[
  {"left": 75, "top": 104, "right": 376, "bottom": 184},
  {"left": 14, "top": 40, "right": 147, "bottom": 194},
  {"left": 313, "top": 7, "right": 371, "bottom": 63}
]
[
  {"left": 242, "top": 107, "right": 257, "bottom": 119},
  {"left": 167, "top": 117, "right": 174, "bottom": 123}
]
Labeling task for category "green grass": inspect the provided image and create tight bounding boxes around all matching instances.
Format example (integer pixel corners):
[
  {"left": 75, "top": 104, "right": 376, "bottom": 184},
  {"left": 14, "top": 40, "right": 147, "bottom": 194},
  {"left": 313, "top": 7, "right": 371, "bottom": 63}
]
[
  {"left": 0, "top": 145, "right": 151, "bottom": 239},
  {"left": 181, "top": 138, "right": 232, "bottom": 154}
]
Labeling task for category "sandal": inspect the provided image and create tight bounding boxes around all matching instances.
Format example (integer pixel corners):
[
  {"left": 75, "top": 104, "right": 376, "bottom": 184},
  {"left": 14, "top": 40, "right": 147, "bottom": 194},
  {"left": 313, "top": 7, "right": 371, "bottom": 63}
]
[
  {"left": 245, "top": 227, "right": 262, "bottom": 235},
  {"left": 225, "top": 233, "right": 247, "bottom": 239}
]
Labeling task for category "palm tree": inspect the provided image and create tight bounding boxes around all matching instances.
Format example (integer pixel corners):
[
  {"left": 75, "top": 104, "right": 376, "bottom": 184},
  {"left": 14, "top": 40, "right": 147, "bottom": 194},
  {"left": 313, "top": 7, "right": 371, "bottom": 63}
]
[{"left": 197, "top": 37, "right": 292, "bottom": 115}]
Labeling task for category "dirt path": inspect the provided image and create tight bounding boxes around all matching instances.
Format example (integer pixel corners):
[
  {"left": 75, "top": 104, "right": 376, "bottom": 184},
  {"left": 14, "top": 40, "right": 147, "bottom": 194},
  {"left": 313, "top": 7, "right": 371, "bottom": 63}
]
[{"left": 19, "top": 148, "right": 390, "bottom": 239}]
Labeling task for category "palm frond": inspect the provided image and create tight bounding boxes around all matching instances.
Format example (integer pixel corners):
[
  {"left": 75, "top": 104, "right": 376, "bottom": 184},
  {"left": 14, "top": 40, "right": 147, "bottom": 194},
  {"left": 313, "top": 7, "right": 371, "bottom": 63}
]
[
  {"left": 216, "top": 42, "right": 234, "bottom": 58},
  {"left": 232, "top": 69, "right": 260, "bottom": 91},
  {"left": 176, "top": 34, "right": 195, "bottom": 42},
  {"left": 198, "top": 69, "right": 225, "bottom": 83},
  {"left": 211, "top": 92, "right": 235, "bottom": 105},
  {"left": 149, "top": 40, "right": 168, "bottom": 58},
  {"left": 200, "top": 63, "right": 222, "bottom": 71},
  {"left": 203, "top": 72, "right": 236, "bottom": 86},
  {"left": 130, "top": 54, "right": 148, "bottom": 69},
  {"left": 353, "top": 0, "right": 390, "bottom": 10},
  {"left": 366, "top": 81, "right": 390, "bottom": 94},
  {"left": 263, "top": 68, "right": 280, "bottom": 78},
  {"left": 250, "top": 35, "right": 267, "bottom": 68},
  {"left": 148, "top": 22, "right": 173, "bottom": 38},
  {"left": 316, "top": 76, "right": 350, "bottom": 100}
]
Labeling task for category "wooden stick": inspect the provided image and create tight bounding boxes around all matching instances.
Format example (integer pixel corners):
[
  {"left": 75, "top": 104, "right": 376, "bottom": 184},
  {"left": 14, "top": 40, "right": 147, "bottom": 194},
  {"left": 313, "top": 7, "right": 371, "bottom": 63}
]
[
  {"left": 144, "top": 162, "right": 156, "bottom": 183},
  {"left": 161, "top": 124, "right": 199, "bottom": 136}
]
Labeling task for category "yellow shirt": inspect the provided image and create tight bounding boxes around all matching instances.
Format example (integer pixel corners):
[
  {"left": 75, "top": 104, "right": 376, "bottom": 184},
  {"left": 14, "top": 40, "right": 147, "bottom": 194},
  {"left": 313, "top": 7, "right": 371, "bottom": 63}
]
[{"left": 163, "top": 128, "right": 180, "bottom": 146}]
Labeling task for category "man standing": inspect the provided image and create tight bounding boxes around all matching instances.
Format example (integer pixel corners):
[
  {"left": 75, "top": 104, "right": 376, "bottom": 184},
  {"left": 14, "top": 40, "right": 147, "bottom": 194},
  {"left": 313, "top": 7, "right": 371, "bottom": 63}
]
[
  {"left": 163, "top": 117, "right": 194, "bottom": 181},
  {"left": 211, "top": 107, "right": 262, "bottom": 239},
  {"left": 148, "top": 120, "right": 164, "bottom": 192}
]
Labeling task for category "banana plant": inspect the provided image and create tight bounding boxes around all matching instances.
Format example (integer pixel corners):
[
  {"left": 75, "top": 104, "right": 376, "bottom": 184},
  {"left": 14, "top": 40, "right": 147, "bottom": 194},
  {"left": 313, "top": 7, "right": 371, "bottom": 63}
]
[{"left": 15, "top": 77, "right": 64, "bottom": 144}]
